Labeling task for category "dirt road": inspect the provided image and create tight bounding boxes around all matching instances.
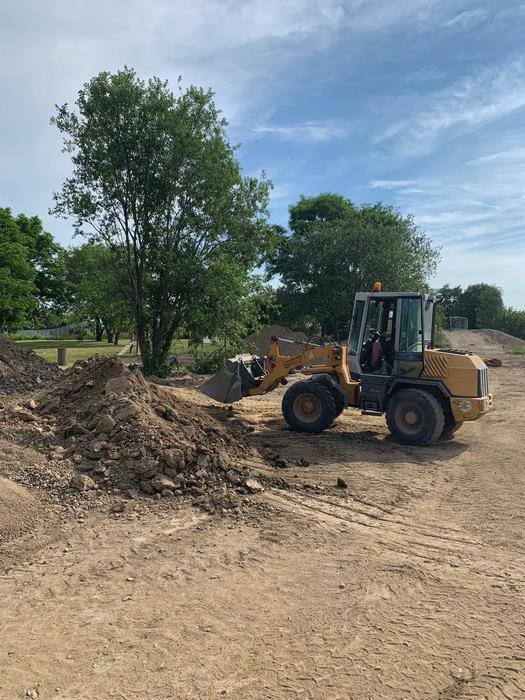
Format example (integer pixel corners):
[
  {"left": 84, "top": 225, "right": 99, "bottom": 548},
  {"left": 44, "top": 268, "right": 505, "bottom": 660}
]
[{"left": 0, "top": 331, "right": 523, "bottom": 698}]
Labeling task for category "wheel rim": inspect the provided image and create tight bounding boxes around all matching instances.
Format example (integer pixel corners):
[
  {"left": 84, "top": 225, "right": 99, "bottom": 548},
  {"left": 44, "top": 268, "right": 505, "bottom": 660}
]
[
  {"left": 394, "top": 401, "right": 424, "bottom": 435},
  {"left": 293, "top": 392, "right": 323, "bottom": 423}
]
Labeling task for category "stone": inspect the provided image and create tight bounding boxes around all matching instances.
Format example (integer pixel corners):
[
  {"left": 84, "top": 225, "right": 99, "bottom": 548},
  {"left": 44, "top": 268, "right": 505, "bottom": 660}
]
[
  {"left": 162, "top": 448, "right": 185, "bottom": 471},
  {"left": 96, "top": 413, "right": 115, "bottom": 434},
  {"left": 95, "top": 413, "right": 115, "bottom": 434},
  {"left": 14, "top": 407, "right": 37, "bottom": 422},
  {"left": 226, "top": 469, "right": 243, "bottom": 485},
  {"left": 245, "top": 478, "right": 264, "bottom": 493},
  {"left": 26, "top": 398, "right": 37, "bottom": 410},
  {"left": 139, "top": 480, "right": 155, "bottom": 495},
  {"left": 77, "top": 462, "right": 95, "bottom": 472},
  {"left": 217, "top": 451, "right": 232, "bottom": 469},
  {"left": 105, "top": 377, "right": 133, "bottom": 395},
  {"left": 196, "top": 453, "right": 211, "bottom": 469},
  {"left": 69, "top": 473, "right": 96, "bottom": 491},
  {"left": 72, "top": 454, "right": 83, "bottom": 465},
  {"left": 115, "top": 403, "right": 139, "bottom": 421},
  {"left": 337, "top": 477, "right": 348, "bottom": 489},
  {"left": 151, "top": 474, "right": 176, "bottom": 492},
  {"left": 93, "top": 464, "right": 107, "bottom": 475}
]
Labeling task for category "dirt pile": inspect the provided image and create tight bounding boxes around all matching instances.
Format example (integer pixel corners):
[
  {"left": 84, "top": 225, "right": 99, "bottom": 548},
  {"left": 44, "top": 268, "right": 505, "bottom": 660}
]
[
  {"left": 0, "top": 336, "right": 61, "bottom": 395},
  {"left": 474, "top": 329, "right": 525, "bottom": 350},
  {"left": 246, "top": 325, "right": 309, "bottom": 357},
  {"left": 9, "top": 356, "right": 263, "bottom": 511}
]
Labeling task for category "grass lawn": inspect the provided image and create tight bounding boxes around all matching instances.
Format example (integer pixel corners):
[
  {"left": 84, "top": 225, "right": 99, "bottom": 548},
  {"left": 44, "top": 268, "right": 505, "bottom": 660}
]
[
  {"left": 17, "top": 338, "right": 134, "bottom": 364},
  {"left": 16, "top": 337, "right": 217, "bottom": 366}
]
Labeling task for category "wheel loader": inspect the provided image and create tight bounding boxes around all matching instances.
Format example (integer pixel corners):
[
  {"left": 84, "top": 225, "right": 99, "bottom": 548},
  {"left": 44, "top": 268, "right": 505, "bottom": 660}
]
[{"left": 199, "top": 285, "right": 493, "bottom": 445}]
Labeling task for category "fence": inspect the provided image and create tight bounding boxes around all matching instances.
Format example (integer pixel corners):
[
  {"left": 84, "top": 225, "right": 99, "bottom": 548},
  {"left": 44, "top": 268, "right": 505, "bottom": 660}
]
[
  {"left": 446, "top": 316, "right": 468, "bottom": 330},
  {"left": 14, "top": 324, "right": 79, "bottom": 339}
]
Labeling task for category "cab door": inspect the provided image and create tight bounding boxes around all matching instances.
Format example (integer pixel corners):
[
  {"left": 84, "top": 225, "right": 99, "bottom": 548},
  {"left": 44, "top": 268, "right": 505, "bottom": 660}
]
[
  {"left": 392, "top": 296, "right": 424, "bottom": 377},
  {"left": 347, "top": 294, "right": 367, "bottom": 377}
]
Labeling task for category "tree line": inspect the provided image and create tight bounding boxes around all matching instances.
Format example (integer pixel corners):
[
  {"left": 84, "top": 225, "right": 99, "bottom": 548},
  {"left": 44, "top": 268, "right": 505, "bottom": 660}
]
[
  {"left": 434, "top": 282, "right": 525, "bottom": 339},
  {"left": 1, "top": 68, "right": 523, "bottom": 374}
]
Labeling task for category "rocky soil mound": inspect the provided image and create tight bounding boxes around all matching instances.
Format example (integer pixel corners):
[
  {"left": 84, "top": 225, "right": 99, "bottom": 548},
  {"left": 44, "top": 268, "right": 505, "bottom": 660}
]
[
  {"left": 0, "top": 336, "right": 60, "bottom": 395},
  {"left": 1, "top": 356, "right": 265, "bottom": 512}
]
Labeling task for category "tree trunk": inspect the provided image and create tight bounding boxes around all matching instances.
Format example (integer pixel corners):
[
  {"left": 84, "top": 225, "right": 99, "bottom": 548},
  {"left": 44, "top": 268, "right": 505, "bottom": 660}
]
[
  {"left": 95, "top": 318, "right": 103, "bottom": 342},
  {"left": 113, "top": 332, "right": 120, "bottom": 346},
  {"left": 106, "top": 327, "right": 114, "bottom": 344}
]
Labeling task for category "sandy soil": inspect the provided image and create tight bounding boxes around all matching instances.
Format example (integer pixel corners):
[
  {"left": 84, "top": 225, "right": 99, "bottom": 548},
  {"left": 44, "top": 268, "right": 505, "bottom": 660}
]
[{"left": 0, "top": 330, "right": 523, "bottom": 699}]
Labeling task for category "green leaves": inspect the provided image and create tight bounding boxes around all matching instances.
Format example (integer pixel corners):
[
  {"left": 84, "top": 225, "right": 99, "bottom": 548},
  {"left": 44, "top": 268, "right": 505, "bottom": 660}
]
[
  {"left": 270, "top": 195, "right": 440, "bottom": 338},
  {"left": 52, "top": 68, "right": 271, "bottom": 375},
  {"left": 0, "top": 208, "right": 38, "bottom": 330}
]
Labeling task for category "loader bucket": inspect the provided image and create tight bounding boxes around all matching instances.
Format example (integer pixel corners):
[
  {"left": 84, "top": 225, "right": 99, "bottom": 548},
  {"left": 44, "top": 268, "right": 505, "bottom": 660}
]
[{"left": 198, "top": 355, "right": 265, "bottom": 404}]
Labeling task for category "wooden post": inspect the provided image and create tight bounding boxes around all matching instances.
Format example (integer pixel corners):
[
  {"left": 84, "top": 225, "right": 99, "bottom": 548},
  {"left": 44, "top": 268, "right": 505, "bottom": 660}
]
[{"left": 57, "top": 347, "right": 67, "bottom": 366}]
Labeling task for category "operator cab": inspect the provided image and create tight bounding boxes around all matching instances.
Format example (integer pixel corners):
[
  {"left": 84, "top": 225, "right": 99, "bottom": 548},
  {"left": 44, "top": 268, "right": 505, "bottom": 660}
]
[{"left": 348, "top": 289, "right": 435, "bottom": 413}]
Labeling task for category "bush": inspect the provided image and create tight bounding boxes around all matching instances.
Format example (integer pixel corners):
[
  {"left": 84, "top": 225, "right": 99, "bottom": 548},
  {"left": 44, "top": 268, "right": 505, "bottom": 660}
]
[{"left": 189, "top": 348, "right": 234, "bottom": 374}]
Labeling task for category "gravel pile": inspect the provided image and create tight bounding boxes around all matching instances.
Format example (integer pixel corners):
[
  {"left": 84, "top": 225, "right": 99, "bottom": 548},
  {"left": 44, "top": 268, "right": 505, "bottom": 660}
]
[
  {"left": 0, "top": 336, "right": 60, "bottom": 395},
  {"left": 3, "top": 356, "right": 264, "bottom": 512}
]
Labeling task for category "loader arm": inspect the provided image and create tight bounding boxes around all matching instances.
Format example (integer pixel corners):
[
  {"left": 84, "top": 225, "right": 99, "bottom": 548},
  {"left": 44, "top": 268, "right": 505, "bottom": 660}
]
[{"left": 247, "top": 338, "right": 355, "bottom": 397}]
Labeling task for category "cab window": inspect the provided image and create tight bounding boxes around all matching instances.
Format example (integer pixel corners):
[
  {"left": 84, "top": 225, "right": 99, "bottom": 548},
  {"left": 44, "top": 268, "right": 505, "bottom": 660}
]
[
  {"left": 397, "top": 298, "right": 423, "bottom": 353},
  {"left": 348, "top": 300, "right": 365, "bottom": 353}
]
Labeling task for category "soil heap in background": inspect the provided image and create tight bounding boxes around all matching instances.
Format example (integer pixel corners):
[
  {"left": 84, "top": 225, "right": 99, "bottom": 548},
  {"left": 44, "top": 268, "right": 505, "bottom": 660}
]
[
  {"left": 473, "top": 329, "right": 525, "bottom": 351},
  {"left": 34, "top": 356, "right": 262, "bottom": 510},
  {"left": 0, "top": 336, "right": 61, "bottom": 395},
  {"left": 245, "top": 325, "right": 309, "bottom": 357}
]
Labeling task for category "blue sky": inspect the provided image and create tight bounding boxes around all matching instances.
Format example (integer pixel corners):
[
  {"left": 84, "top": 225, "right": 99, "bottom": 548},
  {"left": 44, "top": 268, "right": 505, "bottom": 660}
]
[{"left": 1, "top": 1, "right": 524, "bottom": 306}]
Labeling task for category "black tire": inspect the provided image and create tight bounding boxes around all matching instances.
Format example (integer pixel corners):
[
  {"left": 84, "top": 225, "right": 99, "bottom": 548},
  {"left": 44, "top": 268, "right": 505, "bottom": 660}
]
[
  {"left": 386, "top": 388, "right": 445, "bottom": 446},
  {"left": 282, "top": 380, "right": 337, "bottom": 433},
  {"left": 440, "top": 413, "right": 462, "bottom": 441}
]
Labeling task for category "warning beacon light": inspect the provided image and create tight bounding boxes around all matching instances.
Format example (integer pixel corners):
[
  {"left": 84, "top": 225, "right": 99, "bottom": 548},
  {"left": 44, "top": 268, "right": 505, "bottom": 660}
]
[{"left": 372, "top": 281, "right": 382, "bottom": 292}]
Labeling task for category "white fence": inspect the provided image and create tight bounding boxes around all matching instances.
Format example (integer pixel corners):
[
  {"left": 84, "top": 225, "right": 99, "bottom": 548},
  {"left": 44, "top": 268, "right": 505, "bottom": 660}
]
[
  {"left": 446, "top": 316, "right": 468, "bottom": 330},
  {"left": 14, "top": 324, "right": 78, "bottom": 339}
]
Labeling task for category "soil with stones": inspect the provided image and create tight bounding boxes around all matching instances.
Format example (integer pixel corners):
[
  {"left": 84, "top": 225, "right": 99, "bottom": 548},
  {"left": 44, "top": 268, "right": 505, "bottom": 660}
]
[
  {"left": 0, "top": 330, "right": 523, "bottom": 698},
  {"left": 0, "top": 335, "right": 60, "bottom": 395}
]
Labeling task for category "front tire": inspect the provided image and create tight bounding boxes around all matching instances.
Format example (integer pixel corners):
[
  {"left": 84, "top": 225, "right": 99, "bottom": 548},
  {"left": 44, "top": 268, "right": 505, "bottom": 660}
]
[
  {"left": 386, "top": 389, "right": 445, "bottom": 446},
  {"left": 440, "top": 413, "right": 462, "bottom": 441},
  {"left": 282, "top": 380, "right": 337, "bottom": 433}
]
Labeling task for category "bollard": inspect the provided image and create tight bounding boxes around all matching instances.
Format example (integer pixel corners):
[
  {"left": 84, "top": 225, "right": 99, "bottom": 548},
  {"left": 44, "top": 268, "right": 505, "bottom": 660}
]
[{"left": 57, "top": 347, "right": 67, "bottom": 366}]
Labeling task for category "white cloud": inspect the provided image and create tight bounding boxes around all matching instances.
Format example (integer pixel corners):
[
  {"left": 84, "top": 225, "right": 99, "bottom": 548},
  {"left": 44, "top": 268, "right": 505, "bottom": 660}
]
[
  {"left": 252, "top": 121, "right": 350, "bottom": 142},
  {"left": 374, "top": 58, "right": 525, "bottom": 156},
  {"left": 442, "top": 8, "right": 489, "bottom": 30},
  {"left": 369, "top": 179, "right": 417, "bottom": 189}
]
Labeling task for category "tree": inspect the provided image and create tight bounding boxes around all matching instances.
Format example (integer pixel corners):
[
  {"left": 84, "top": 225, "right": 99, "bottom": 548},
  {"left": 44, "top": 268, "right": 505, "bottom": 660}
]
[
  {"left": 289, "top": 193, "right": 355, "bottom": 233},
  {"left": 458, "top": 283, "right": 504, "bottom": 329},
  {"left": 269, "top": 197, "right": 439, "bottom": 338},
  {"left": 498, "top": 307, "right": 525, "bottom": 340},
  {"left": 65, "top": 244, "right": 133, "bottom": 343},
  {"left": 434, "top": 283, "right": 463, "bottom": 318},
  {"left": 15, "top": 214, "right": 67, "bottom": 326},
  {"left": 0, "top": 208, "right": 37, "bottom": 331},
  {"left": 52, "top": 68, "right": 271, "bottom": 375}
]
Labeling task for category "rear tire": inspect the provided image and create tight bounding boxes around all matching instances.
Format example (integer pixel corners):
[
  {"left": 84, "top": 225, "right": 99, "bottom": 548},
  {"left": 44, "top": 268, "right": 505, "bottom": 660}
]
[
  {"left": 282, "top": 380, "right": 337, "bottom": 433},
  {"left": 386, "top": 388, "right": 445, "bottom": 446}
]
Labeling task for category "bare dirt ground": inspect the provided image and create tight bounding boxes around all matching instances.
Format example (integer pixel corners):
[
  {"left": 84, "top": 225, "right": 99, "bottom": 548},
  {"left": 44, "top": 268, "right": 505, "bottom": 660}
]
[{"left": 0, "top": 330, "right": 524, "bottom": 699}]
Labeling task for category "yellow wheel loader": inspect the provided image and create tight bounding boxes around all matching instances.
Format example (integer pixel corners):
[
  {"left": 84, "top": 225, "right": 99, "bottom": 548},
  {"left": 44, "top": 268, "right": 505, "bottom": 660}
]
[{"left": 199, "top": 287, "right": 493, "bottom": 446}]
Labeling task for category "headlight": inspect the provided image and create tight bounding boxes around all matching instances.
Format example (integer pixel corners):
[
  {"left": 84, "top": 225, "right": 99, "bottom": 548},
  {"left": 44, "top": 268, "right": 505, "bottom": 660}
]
[{"left": 458, "top": 400, "right": 472, "bottom": 413}]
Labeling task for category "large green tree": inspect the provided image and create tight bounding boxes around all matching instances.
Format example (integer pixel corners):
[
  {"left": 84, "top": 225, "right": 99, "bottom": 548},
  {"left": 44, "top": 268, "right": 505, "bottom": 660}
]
[
  {"left": 270, "top": 195, "right": 439, "bottom": 338},
  {"left": 0, "top": 208, "right": 37, "bottom": 330},
  {"left": 65, "top": 244, "right": 133, "bottom": 343},
  {"left": 52, "top": 68, "right": 271, "bottom": 375}
]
